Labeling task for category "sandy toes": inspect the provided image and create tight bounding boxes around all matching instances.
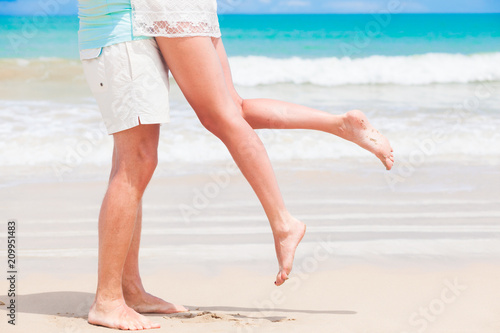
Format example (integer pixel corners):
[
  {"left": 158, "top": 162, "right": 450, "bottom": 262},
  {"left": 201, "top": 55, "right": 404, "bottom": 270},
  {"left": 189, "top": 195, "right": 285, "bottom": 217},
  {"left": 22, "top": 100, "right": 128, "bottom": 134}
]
[
  {"left": 88, "top": 299, "right": 160, "bottom": 330},
  {"left": 274, "top": 218, "right": 307, "bottom": 286},
  {"left": 339, "top": 110, "right": 394, "bottom": 170}
]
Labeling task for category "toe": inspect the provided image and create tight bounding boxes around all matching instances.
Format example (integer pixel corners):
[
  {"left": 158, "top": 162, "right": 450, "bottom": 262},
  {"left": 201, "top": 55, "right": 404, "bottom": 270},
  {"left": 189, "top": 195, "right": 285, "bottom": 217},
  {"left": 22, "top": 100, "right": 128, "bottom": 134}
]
[
  {"left": 121, "top": 323, "right": 135, "bottom": 330},
  {"left": 140, "top": 316, "right": 156, "bottom": 330},
  {"left": 275, "top": 271, "right": 288, "bottom": 286},
  {"left": 275, "top": 272, "right": 282, "bottom": 286}
]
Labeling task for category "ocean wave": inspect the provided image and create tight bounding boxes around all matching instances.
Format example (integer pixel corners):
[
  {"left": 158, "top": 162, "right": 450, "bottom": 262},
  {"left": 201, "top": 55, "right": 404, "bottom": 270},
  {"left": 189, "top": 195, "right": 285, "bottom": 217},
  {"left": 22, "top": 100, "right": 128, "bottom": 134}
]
[
  {"left": 1, "top": 52, "right": 499, "bottom": 86},
  {"left": 229, "top": 52, "right": 500, "bottom": 86}
]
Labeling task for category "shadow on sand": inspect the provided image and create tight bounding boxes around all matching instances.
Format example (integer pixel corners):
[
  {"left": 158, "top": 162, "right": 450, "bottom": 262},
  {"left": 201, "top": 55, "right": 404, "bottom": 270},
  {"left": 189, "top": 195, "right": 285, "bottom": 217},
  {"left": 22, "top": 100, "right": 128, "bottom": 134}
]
[{"left": 0, "top": 291, "right": 356, "bottom": 323}]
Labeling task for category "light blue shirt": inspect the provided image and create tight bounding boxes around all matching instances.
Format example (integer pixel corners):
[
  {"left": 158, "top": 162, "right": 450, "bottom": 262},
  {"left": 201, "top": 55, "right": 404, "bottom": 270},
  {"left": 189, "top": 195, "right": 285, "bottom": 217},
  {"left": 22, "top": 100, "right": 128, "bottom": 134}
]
[{"left": 78, "top": 0, "right": 150, "bottom": 51}]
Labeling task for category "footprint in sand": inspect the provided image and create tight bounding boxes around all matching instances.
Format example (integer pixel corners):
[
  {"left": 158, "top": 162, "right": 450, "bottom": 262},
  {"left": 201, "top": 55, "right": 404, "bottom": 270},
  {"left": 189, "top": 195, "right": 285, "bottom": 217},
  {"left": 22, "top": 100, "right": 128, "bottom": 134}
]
[
  {"left": 171, "top": 311, "right": 239, "bottom": 323},
  {"left": 271, "top": 318, "right": 296, "bottom": 323},
  {"left": 164, "top": 311, "right": 296, "bottom": 325}
]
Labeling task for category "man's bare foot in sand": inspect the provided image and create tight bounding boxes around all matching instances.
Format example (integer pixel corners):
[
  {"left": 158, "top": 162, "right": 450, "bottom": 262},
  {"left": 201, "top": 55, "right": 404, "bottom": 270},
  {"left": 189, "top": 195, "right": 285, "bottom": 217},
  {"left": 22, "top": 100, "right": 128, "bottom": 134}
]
[
  {"left": 335, "top": 110, "right": 394, "bottom": 170},
  {"left": 88, "top": 298, "right": 160, "bottom": 330},
  {"left": 274, "top": 216, "right": 307, "bottom": 286},
  {"left": 124, "top": 290, "right": 188, "bottom": 314}
]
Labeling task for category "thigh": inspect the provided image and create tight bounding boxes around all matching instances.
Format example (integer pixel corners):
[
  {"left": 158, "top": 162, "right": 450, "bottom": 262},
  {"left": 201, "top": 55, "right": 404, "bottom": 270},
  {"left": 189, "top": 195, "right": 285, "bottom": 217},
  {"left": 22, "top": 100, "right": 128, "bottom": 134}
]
[
  {"left": 113, "top": 124, "right": 160, "bottom": 165},
  {"left": 155, "top": 36, "right": 238, "bottom": 119},
  {"left": 212, "top": 38, "right": 243, "bottom": 106}
]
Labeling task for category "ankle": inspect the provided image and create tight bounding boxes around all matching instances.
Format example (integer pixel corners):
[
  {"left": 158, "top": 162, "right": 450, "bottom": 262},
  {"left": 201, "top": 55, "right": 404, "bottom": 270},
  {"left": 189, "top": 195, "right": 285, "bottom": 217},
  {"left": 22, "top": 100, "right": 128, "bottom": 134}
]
[
  {"left": 92, "top": 293, "right": 125, "bottom": 311},
  {"left": 123, "top": 280, "right": 145, "bottom": 298},
  {"left": 269, "top": 211, "right": 297, "bottom": 236}
]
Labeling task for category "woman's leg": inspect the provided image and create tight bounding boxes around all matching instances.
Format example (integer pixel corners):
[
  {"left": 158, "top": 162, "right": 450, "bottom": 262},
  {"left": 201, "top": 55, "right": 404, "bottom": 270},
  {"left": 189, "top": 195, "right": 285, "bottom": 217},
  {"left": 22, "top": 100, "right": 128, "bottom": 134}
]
[
  {"left": 213, "top": 38, "right": 394, "bottom": 170},
  {"left": 156, "top": 36, "right": 305, "bottom": 286}
]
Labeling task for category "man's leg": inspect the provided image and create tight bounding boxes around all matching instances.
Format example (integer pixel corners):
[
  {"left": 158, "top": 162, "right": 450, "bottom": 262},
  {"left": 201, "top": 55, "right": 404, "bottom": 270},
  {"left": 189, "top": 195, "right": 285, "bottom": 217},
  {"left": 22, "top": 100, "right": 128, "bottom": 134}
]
[
  {"left": 88, "top": 124, "right": 161, "bottom": 330},
  {"left": 122, "top": 203, "right": 187, "bottom": 314},
  {"left": 213, "top": 38, "right": 394, "bottom": 170}
]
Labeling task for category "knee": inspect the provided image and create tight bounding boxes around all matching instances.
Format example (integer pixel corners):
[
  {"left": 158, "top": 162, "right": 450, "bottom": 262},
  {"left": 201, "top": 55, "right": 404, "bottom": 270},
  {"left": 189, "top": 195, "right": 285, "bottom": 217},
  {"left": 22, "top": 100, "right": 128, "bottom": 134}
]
[
  {"left": 111, "top": 148, "right": 158, "bottom": 194},
  {"left": 197, "top": 107, "right": 242, "bottom": 139},
  {"left": 198, "top": 115, "right": 221, "bottom": 136},
  {"left": 137, "top": 146, "right": 158, "bottom": 177},
  {"left": 133, "top": 151, "right": 157, "bottom": 193}
]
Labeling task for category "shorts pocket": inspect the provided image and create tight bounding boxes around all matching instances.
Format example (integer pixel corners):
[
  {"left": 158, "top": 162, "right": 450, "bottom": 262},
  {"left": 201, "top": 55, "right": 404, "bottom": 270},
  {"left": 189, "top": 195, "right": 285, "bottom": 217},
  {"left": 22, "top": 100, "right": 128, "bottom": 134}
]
[{"left": 82, "top": 56, "right": 109, "bottom": 95}]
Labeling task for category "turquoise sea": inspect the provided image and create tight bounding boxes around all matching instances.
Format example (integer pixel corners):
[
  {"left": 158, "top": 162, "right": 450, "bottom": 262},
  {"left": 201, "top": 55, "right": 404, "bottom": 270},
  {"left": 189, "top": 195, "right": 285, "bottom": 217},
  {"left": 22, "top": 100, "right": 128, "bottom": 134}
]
[
  {"left": 1, "top": 14, "right": 500, "bottom": 58},
  {"left": 0, "top": 14, "right": 499, "bottom": 185}
]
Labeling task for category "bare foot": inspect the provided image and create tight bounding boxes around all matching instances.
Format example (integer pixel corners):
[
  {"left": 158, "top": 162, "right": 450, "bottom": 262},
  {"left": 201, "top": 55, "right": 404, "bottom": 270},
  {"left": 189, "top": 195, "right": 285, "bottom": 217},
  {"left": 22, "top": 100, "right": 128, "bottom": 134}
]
[
  {"left": 88, "top": 298, "right": 160, "bottom": 330},
  {"left": 124, "top": 291, "right": 188, "bottom": 314},
  {"left": 337, "top": 110, "right": 394, "bottom": 170},
  {"left": 274, "top": 217, "right": 307, "bottom": 286}
]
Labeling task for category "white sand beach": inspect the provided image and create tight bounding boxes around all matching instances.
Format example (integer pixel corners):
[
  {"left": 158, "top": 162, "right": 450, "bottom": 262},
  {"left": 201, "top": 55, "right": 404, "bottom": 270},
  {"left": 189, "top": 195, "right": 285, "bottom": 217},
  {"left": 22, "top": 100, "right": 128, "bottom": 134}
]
[{"left": 1, "top": 164, "right": 499, "bottom": 332}]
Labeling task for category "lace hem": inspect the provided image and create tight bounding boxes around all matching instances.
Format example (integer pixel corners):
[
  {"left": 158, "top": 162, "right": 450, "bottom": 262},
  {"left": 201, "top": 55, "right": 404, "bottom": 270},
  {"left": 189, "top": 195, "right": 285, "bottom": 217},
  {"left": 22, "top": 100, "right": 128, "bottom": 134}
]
[{"left": 131, "top": 0, "right": 221, "bottom": 38}]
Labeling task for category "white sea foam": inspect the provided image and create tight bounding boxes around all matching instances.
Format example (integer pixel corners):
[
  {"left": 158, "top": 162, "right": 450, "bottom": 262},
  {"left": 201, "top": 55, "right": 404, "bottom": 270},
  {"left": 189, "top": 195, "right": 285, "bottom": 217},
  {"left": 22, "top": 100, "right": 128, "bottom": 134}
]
[
  {"left": 1, "top": 95, "right": 499, "bottom": 184},
  {"left": 2, "top": 53, "right": 499, "bottom": 87},
  {"left": 229, "top": 52, "right": 500, "bottom": 86}
]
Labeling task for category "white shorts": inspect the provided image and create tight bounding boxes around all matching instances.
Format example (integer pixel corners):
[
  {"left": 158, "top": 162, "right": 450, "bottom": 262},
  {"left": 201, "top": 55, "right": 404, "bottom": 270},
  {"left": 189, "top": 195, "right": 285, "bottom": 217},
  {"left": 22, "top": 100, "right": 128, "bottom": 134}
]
[{"left": 81, "top": 39, "right": 170, "bottom": 135}]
